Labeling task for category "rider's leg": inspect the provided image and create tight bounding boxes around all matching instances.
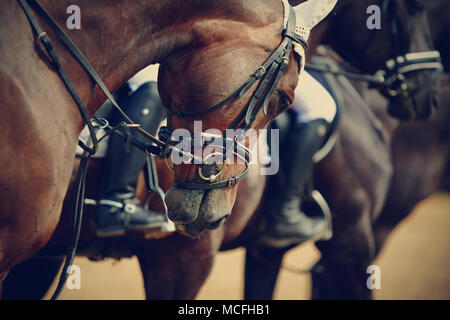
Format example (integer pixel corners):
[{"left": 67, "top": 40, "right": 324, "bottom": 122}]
[
  {"left": 266, "top": 71, "right": 336, "bottom": 247},
  {"left": 95, "top": 81, "right": 166, "bottom": 237}
]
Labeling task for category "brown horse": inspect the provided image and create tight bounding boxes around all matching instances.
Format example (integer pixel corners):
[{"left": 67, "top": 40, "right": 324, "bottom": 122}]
[{"left": 0, "top": 0, "right": 322, "bottom": 297}]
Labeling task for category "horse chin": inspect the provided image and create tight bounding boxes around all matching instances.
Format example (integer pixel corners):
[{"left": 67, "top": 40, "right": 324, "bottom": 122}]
[
  {"left": 175, "top": 222, "right": 205, "bottom": 238},
  {"left": 167, "top": 186, "right": 233, "bottom": 238},
  {"left": 174, "top": 209, "right": 231, "bottom": 238}
]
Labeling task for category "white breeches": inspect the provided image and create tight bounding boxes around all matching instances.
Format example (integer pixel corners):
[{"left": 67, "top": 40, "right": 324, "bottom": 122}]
[
  {"left": 127, "top": 64, "right": 159, "bottom": 91},
  {"left": 291, "top": 71, "right": 337, "bottom": 123}
]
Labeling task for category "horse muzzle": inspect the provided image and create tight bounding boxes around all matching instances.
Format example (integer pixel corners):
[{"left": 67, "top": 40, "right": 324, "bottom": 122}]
[{"left": 165, "top": 186, "right": 232, "bottom": 237}]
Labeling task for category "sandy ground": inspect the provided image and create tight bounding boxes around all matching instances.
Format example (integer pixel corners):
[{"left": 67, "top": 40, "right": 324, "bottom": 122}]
[{"left": 44, "top": 193, "right": 450, "bottom": 300}]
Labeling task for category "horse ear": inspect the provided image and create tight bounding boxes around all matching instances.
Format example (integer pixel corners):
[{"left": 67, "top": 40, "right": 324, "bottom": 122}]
[{"left": 292, "top": 0, "right": 338, "bottom": 40}]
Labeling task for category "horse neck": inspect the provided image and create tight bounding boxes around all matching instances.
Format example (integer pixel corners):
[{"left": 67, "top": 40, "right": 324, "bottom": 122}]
[
  {"left": 38, "top": 0, "right": 278, "bottom": 113},
  {"left": 38, "top": 0, "right": 198, "bottom": 112}
]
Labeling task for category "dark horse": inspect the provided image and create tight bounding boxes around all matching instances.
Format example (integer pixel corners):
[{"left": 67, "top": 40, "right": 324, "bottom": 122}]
[
  {"left": 372, "top": 0, "right": 450, "bottom": 262},
  {"left": 0, "top": 0, "right": 325, "bottom": 297},
  {"left": 246, "top": 0, "right": 448, "bottom": 299}
]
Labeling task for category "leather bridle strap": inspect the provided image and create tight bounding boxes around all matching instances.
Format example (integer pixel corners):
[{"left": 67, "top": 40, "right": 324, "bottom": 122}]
[
  {"left": 384, "top": 51, "right": 443, "bottom": 97},
  {"left": 229, "top": 37, "right": 292, "bottom": 131},
  {"left": 18, "top": 0, "right": 99, "bottom": 155},
  {"left": 228, "top": 7, "right": 304, "bottom": 133},
  {"left": 164, "top": 6, "right": 304, "bottom": 124},
  {"left": 17, "top": 2, "right": 97, "bottom": 299},
  {"left": 174, "top": 163, "right": 249, "bottom": 190},
  {"left": 163, "top": 76, "right": 260, "bottom": 118},
  {"left": 305, "top": 50, "right": 443, "bottom": 91}
]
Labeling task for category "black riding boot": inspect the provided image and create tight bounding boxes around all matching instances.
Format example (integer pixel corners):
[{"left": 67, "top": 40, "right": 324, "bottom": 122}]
[
  {"left": 95, "top": 81, "right": 167, "bottom": 238},
  {"left": 265, "top": 118, "right": 330, "bottom": 247}
]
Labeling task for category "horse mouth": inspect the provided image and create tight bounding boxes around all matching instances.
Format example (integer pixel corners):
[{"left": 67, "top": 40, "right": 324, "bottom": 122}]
[
  {"left": 174, "top": 214, "right": 230, "bottom": 238},
  {"left": 175, "top": 223, "right": 203, "bottom": 238}
]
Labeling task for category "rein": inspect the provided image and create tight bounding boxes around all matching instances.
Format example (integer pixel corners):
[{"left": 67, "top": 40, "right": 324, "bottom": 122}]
[{"left": 305, "top": 51, "right": 442, "bottom": 95}]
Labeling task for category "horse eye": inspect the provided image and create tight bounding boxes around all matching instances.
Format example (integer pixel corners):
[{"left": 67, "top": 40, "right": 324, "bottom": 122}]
[{"left": 277, "top": 91, "right": 291, "bottom": 110}]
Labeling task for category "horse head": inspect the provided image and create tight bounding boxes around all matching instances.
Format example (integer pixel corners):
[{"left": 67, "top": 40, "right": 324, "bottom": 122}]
[
  {"left": 320, "top": 0, "right": 443, "bottom": 120},
  {"left": 157, "top": 0, "right": 337, "bottom": 237}
]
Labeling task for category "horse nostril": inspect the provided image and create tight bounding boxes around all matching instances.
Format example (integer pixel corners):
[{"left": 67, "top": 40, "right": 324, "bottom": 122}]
[
  {"left": 206, "top": 215, "right": 230, "bottom": 230},
  {"left": 165, "top": 187, "right": 204, "bottom": 224}
]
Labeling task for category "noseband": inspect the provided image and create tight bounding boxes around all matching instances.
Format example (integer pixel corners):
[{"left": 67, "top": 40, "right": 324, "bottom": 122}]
[{"left": 159, "top": 3, "right": 307, "bottom": 191}]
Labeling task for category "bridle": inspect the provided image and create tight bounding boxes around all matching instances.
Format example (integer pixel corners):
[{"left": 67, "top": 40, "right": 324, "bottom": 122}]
[
  {"left": 306, "top": 0, "right": 443, "bottom": 119},
  {"left": 19, "top": 0, "right": 306, "bottom": 192},
  {"left": 158, "top": 2, "right": 307, "bottom": 191},
  {"left": 382, "top": 0, "right": 442, "bottom": 118}
]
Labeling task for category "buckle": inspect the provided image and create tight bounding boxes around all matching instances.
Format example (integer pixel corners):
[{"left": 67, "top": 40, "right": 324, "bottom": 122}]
[
  {"left": 253, "top": 66, "right": 267, "bottom": 79},
  {"left": 91, "top": 117, "right": 109, "bottom": 130},
  {"left": 123, "top": 201, "right": 137, "bottom": 214},
  {"left": 227, "top": 176, "right": 237, "bottom": 186}
]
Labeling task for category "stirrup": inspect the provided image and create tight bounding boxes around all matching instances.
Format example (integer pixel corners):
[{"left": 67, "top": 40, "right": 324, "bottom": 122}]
[{"left": 133, "top": 198, "right": 176, "bottom": 238}]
